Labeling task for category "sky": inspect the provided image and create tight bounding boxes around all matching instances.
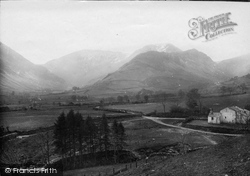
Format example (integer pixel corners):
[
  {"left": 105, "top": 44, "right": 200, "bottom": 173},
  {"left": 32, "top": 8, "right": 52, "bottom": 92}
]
[{"left": 1, "top": 1, "right": 250, "bottom": 64}]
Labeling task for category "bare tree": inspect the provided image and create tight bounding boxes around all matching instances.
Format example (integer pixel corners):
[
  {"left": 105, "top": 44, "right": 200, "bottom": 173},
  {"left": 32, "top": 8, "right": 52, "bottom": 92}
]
[{"left": 35, "top": 131, "right": 54, "bottom": 164}]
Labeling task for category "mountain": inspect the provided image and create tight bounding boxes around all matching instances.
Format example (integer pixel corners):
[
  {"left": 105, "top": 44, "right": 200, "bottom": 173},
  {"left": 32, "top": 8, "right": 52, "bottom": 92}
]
[
  {"left": 85, "top": 47, "right": 227, "bottom": 96},
  {"left": 217, "top": 54, "right": 250, "bottom": 77},
  {"left": 127, "top": 43, "right": 182, "bottom": 61},
  {"left": 0, "top": 42, "right": 67, "bottom": 92},
  {"left": 44, "top": 50, "right": 128, "bottom": 87}
]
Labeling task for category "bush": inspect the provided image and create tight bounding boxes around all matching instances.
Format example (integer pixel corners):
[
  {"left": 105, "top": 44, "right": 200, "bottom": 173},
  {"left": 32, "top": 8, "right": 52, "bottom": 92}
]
[
  {"left": 245, "top": 104, "right": 250, "bottom": 111},
  {"left": 170, "top": 105, "right": 186, "bottom": 114}
]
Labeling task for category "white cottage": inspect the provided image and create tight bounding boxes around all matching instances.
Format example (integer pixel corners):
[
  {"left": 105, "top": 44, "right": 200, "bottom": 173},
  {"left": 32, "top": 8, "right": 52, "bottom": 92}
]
[
  {"left": 208, "top": 111, "right": 221, "bottom": 124},
  {"left": 208, "top": 106, "right": 250, "bottom": 124},
  {"left": 220, "top": 106, "right": 250, "bottom": 124}
]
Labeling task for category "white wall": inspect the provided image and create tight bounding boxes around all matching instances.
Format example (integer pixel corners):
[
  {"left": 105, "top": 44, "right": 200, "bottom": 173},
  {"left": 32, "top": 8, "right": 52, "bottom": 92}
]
[{"left": 220, "top": 108, "right": 236, "bottom": 123}]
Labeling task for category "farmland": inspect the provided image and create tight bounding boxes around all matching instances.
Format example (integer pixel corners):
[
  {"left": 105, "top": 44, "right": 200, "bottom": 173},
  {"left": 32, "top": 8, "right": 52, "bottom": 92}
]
[
  {"left": 201, "top": 93, "right": 250, "bottom": 111},
  {"left": 105, "top": 102, "right": 174, "bottom": 114},
  {"left": 0, "top": 105, "right": 132, "bottom": 131}
]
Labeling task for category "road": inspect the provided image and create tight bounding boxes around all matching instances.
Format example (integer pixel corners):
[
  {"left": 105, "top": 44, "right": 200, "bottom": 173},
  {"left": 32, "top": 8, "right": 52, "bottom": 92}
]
[{"left": 143, "top": 116, "right": 242, "bottom": 137}]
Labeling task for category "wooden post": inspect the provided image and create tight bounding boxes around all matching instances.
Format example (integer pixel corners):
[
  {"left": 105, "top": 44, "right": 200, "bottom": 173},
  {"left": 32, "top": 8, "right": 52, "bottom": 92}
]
[
  {"left": 136, "top": 161, "right": 138, "bottom": 168},
  {"left": 113, "top": 168, "right": 115, "bottom": 175},
  {"left": 130, "top": 163, "right": 132, "bottom": 168},
  {"left": 125, "top": 164, "right": 127, "bottom": 170}
]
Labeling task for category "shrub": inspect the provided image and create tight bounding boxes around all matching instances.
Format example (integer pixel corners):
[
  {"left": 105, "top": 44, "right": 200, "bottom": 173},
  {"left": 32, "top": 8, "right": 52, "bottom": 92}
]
[
  {"left": 245, "top": 104, "right": 250, "bottom": 111},
  {"left": 170, "top": 105, "right": 186, "bottom": 114}
]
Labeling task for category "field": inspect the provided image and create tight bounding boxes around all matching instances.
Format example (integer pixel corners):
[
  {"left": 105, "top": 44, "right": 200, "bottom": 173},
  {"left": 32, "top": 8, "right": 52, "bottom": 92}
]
[
  {"left": 106, "top": 102, "right": 175, "bottom": 114},
  {"left": 62, "top": 117, "right": 228, "bottom": 176},
  {"left": 123, "top": 118, "right": 226, "bottom": 151},
  {"left": 201, "top": 93, "right": 250, "bottom": 111},
  {"left": 0, "top": 105, "right": 131, "bottom": 131}
]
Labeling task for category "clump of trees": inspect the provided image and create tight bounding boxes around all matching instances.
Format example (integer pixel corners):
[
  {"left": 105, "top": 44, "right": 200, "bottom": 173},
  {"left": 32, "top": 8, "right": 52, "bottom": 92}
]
[
  {"left": 220, "top": 83, "right": 248, "bottom": 95},
  {"left": 185, "top": 88, "right": 209, "bottom": 115},
  {"left": 54, "top": 110, "right": 126, "bottom": 170}
]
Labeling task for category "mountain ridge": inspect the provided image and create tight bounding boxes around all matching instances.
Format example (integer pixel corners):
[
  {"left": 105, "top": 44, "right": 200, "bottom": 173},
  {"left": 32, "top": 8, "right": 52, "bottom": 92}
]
[{"left": 0, "top": 42, "right": 67, "bottom": 92}]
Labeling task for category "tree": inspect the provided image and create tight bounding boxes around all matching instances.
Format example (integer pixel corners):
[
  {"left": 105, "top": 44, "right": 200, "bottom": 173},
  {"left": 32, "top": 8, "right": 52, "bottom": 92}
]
[
  {"left": 227, "top": 86, "right": 234, "bottom": 95},
  {"left": 111, "top": 120, "right": 119, "bottom": 163},
  {"left": 75, "top": 112, "right": 85, "bottom": 167},
  {"left": 85, "top": 115, "right": 98, "bottom": 156},
  {"left": 220, "top": 86, "right": 227, "bottom": 95},
  {"left": 72, "top": 86, "right": 80, "bottom": 91},
  {"left": 117, "top": 96, "right": 124, "bottom": 103},
  {"left": 177, "top": 89, "right": 185, "bottom": 105},
  {"left": 66, "top": 110, "right": 77, "bottom": 167},
  {"left": 99, "top": 113, "right": 111, "bottom": 159},
  {"left": 36, "top": 131, "right": 54, "bottom": 164},
  {"left": 135, "top": 94, "right": 141, "bottom": 102},
  {"left": 144, "top": 95, "right": 149, "bottom": 103},
  {"left": 245, "top": 104, "right": 250, "bottom": 111},
  {"left": 238, "top": 83, "right": 248, "bottom": 93},
  {"left": 123, "top": 95, "right": 129, "bottom": 103},
  {"left": 186, "top": 88, "right": 201, "bottom": 112},
  {"left": 54, "top": 112, "right": 67, "bottom": 166},
  {"left": 100, "top": 99, "right": 104, "bottom": 107},
  {"left": 160, "top": 92, "right": 168, "bottom": 113},
  {"left": 170, "top": 105, "right": 185, "bottom": 114},
  {"left": 117, "top": 122, "right": 126, "bottom": 151},
  {"left": 111, "top": 120, "right": 127, "bottom": 163}
]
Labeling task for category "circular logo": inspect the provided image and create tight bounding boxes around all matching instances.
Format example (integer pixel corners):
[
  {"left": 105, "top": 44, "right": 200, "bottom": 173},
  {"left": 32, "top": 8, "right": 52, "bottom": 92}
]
[{"left": 5, "top": 168, "right": 12, "bottom": 173}]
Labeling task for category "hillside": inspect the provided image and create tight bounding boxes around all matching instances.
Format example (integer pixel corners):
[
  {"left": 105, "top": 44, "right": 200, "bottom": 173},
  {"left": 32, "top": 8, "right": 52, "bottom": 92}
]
[
  {"left": 202, "top": 74, "right": 250, "bottom": 95},
  {"left": 126, "top": 43, "right": 182, "bottom": 61},
  {"left": 217, "top": 53, "right": 250, "bottom": 77},
  {"left": 85, "top": 48, "right": 227, "bottom": 96},
  {"left": 119, "top": 135, "right": 250, "bottom": 176},
  {"left": 0, "top": 43, "right": 67, "bottom": 93},
  {"left": 44, "top": 50, "right": 127, "bottom": 87}
]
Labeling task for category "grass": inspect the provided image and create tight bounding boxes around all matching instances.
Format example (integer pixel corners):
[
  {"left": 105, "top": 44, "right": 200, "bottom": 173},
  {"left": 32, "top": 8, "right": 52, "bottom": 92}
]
[
  {"left": 106, "top": 102, "right": 175, "bottom": 114},
  {"left": 118, "top": 135, "right": 250, "bottom": 176},
  {"left": 64, "top": 163, "right": 131, "bottom": 176},
  {"left": 123, "top": 118, "right": 224, "bottom": 151},
  {"left": 0, "top": 105, "right": 133, "bottom": 131},
  {"left": 201, "top": 93, "right": 250, "bottom": 111}
]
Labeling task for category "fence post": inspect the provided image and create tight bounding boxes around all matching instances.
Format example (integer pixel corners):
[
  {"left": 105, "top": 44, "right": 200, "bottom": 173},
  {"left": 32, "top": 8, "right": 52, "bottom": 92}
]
[
  {"left": 136, "top": 161, "right": 138, "bottom": 168},
  {"left": 113, "top": 168, "right": 115, "bottom": 175},
  {"left": 99, "top": 172, "right": 101, "bottom": 176},
  {"left": 125, "top": 164, "right": 127, "bottom": 170},
  {"left": 130, "top": 163, "right": 132, "bottom": 168}
]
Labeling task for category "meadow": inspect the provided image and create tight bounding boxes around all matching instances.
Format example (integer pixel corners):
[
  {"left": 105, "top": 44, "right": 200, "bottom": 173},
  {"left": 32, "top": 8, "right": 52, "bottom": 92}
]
[
  {"left": 0, "top": 105, "right": 130, "bottom": 131},
  {"left": 105, "top": 102, "right": 175, "bottom": 114},
  {"left": 201, "top": 93, "right": 250, "bottom": 111}
]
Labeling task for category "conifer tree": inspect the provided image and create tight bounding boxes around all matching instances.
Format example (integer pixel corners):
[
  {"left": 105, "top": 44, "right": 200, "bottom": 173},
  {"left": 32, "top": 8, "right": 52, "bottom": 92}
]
[
  {"left": 111, "top": 120, "right": 119, "bottom": 163},
  {"left": 99, "top": 113, "right": 111, "bottom": 159},
  {"left": 54, "top": 112, "right": 67, "bottom": 168}
]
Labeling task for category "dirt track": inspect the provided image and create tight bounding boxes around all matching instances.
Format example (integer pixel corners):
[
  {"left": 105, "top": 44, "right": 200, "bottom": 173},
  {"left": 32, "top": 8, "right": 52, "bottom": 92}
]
[{"left": 143, "top": 116, "right": 242, "bottom": 137}]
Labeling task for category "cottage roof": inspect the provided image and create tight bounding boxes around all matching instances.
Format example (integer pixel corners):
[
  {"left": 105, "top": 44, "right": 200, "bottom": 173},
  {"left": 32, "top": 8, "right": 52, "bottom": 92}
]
[
  {"left": 208, "top": 112, "right": 221, "bottom": 118},
  {"left": 228, "top": 106, "right": 250, "bottom": 116}
]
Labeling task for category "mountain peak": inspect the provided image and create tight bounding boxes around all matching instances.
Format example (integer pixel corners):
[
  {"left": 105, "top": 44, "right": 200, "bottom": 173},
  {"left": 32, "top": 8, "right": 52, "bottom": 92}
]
[{"left": 141, "top": 43, "right": 182, "bottom": 53}]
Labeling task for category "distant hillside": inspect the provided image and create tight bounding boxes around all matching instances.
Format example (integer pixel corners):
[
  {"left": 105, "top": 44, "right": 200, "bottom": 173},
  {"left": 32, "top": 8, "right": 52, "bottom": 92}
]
[
  {"left": 0, "top": 42, "right": 67, "bottom": 93},
  {"left": 217, "top": 53, "right": 250, "bottom": 77},
  {"left": 44, "top": 50, "right": 128, "bottom": 87},
  {"left": 85, "top": 47, "right": 227, "bottom": 96},
  {"left": 202, "top": 74, "right": 250, "bottom": 95},
  {"left": 223, "top": 74, "right": 250, "bottom": 87}
]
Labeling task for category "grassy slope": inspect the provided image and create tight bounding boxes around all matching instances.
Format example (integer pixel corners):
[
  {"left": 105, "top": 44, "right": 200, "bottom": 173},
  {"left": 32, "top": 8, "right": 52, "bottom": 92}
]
[
  {"left": 202, "top": 93, "right": 250, "bottom": 111},
  {"left": 118, "top": 135, "right": 250, "bottom": 176}
]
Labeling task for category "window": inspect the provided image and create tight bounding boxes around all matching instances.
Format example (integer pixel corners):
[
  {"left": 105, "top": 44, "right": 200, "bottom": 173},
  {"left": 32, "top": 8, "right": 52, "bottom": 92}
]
[
  {"left": 225, "top": 116, "right": 227, "bottom": 119},
  {"left": 211, "top": 117, "right": 214, "bottom": 120}
]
